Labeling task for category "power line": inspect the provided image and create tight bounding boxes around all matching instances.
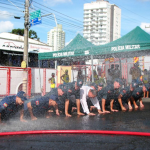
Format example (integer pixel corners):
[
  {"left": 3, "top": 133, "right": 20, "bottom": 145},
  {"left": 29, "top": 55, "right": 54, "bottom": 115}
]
[
  {"left": 109, "top": 0, "right": 150, "bottom": 20},
  {"left": 32, "top": 0, "right": 83, "bottom": 24}
]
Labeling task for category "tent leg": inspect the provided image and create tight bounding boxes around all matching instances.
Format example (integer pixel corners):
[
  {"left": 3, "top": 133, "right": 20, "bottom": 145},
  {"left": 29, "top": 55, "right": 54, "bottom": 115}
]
[
  {"left": 91, "top": 55, "right": 94, "bottom": 83},
  {"left": 55, "top": 60, "right": 57, "bottom": 87},
  {"left": 38, "top": 60, "right": 42, "bottom": 95}
]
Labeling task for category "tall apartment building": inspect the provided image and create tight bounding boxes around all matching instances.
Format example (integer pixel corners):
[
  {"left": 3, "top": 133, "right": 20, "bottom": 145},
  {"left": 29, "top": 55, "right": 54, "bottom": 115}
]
[
  {"left": 47, "top": 24, "right": 65, "bottom": 51},
  {"left": 83, "top": 0, "right": 121, "bottom": 46}
]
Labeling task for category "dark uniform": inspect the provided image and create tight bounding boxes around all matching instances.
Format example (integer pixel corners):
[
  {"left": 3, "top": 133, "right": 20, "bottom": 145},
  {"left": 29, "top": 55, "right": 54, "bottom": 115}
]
[
  {"left": 0, "top": 91, "right": 27, "bottom": 121},
  {"left": 113, "top": 64, "right": 121, "bottom": 80},
  {"left": 47, "top": 88, "right": 66, "bottom": 113},
  {"left": 131, "top": 87, "right": 144, "bottom": 102},
  {"left": 29, "top": 96, "right": 52, "bottom": 117},
  {"left": 145, "top": 83, "right": 150, "bottom": 97},
  {"left": 114, "top": 86, "right": 133, "bottom": 109},
  {"left": 63, "top": 80, "right": 83, "bottom": 108},
  {"left": 98, "top": 84, "right": 115, "bottom": 108}
]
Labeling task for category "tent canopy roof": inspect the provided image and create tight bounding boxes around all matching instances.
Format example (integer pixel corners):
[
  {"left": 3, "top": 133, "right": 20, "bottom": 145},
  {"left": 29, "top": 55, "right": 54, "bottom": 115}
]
[
  {"left": 38, "top": 34, "right": 94, "bottom": 60},
  {"left": 61, "top": 34, "right": 94, "bottom": 51},
  {"left": 93, "top": 26, "right": 150, "bottom": 58},
  {"left": 38, "top": 26, "right": 150, "bottom": 60}
]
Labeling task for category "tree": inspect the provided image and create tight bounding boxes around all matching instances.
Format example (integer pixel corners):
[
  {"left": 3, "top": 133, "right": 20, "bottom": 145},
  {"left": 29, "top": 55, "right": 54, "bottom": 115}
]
[{"left": 10, "top": 28, "right": 40, "bottom": 40}]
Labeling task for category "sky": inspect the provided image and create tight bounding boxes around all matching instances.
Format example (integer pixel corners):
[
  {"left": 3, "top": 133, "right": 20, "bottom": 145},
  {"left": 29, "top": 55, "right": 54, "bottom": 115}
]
[{"left": 0, "top": 0, "right": 150, "bottom": 45}]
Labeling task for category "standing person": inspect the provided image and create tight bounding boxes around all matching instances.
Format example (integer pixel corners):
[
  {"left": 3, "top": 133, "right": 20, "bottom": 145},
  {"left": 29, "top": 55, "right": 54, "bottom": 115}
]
[
  {"left": 77, "top": 69, "right": 84, "bottom": 81},
  {"left": 99, "top": 72, "right": 106, "bottom": 86},
  {"left": 80, "top": 86, "right": 103, "bottom": 116},
  {"left": 142, "top": 69, "right": 149, "bottom": 97},
  {"left": 61, "top": 69, "right": 70, "bottom": 84},
  {"left": 48, "top": 73, "right": 55, "bottom": 90},
  {"left": 107, "top": 64, "right": 114, "bottom": 85},
  {"left": 0, "top": 91, "right": 27, "bottom": 124},
  {"left": 98, "top": 78, "right": 122, "bottom": 113},
  {"left": 90, "top": 70, "right": 99, "bottom": 84},
  {"left": 113, "top": 64, "right": 121, "bottom": 80},
  {"left": 129, "top": 61, "right": 141, "bottom": 84}
]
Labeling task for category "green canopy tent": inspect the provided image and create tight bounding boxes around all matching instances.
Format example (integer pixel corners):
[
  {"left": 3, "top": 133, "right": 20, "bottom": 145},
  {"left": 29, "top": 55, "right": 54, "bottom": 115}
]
[
  {"left": 39, "top": 26, "right": 150, "bottom": 61},
  {"left": 38, "top": 34, "right": 95, "bottom": 61},
  {"left": 38, "top": 34, "right": 96, "bottom": 84},
  {"left": 92, "top": 26, "right": 150, "bottom": 59}
]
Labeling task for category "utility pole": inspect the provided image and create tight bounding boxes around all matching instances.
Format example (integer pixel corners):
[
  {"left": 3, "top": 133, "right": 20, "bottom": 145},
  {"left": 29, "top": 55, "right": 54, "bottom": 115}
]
[
  {"left": 22, "top": 0, "right": 29, "bottom": 95},
  {"left": 24, "top": 0, "right": 29, "bottom": 66}
]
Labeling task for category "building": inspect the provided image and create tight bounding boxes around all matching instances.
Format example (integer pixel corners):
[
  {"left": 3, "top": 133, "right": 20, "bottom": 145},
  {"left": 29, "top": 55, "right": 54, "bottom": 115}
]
[
  {"left": 83, "top": 0, "right": 121, "bottom": 45},
  {"left": 0, "top": 32, "right": 53, "bottom": 68},
  {"left": 47, "top": 24, "right": 65, "bottom": 51}
]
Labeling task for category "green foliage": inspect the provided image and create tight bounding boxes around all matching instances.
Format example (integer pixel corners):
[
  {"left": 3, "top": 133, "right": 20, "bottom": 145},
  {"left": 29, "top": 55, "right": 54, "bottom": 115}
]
[{"left": 10, "top": 28, "right": 40, "bottom": 40}]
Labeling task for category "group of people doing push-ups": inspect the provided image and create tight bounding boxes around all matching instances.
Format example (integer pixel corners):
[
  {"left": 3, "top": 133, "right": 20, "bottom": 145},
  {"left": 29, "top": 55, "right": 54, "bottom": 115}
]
[{"left": 0, "top": 77, "right": 149, "bottom": 124}]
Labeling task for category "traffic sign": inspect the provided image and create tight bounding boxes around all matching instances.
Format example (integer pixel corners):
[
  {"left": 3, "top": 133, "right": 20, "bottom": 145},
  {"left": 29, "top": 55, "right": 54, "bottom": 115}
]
[
  {"left": 30, "top": 10, "right": 42, "bottom": 27},
  {"left": 30, "top": 17, "right": 42, "bottom": 27},
  {"left": 30, "top": 10, "right": 41, "bottom": 19}
]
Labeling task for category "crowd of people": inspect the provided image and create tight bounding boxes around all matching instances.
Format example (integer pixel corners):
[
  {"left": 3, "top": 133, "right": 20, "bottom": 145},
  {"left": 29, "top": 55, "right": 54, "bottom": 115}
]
[{"left": 0, "top": 61, "right": 150, "bottom": 124}]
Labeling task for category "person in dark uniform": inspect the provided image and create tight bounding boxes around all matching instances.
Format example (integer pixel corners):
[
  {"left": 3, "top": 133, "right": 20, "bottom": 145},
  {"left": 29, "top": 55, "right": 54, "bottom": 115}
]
[
  {"left": 145, "top": 83, "right": 150, "bottom": 98},
  {"left": 63, "top": 79, "right": 85, "bottom": 117},
  {"left": 115, "top": 82, "right": 137, "bottom": 111},
  {"left": 98, "top": 78, "right": 122, "bottom": 113},
  {"left": 0, "top": 91, "right": 27, "bottom": 124},
  {"left": 107, "top": 64, "right": 115, "bottom": 85},
  {"left": 130, "top": 83, "right": 147, "bottom": 109},
  {"left": 26, "top": 84, "right": 67, "bottom": 120},
  {"left": 113, "top": 64, "right": 121, "bottom": 80},
  {"left": 129, "top": 61, "right": 141, "bottom": 84}
]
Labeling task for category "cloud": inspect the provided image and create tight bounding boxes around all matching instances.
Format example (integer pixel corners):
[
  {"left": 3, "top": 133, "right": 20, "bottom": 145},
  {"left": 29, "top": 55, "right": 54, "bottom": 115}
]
[
  {"left": 43, "top": 0, "right": 72, "bottom": 6},
  {"left": 0, "top": 21, "right": 14, "bottom": 33},
  {"left": 140, "top": 22, "right": 150, "bottom": 34},
  {"left": 0, "top": 10, "right": 12, "bottom": 20}
]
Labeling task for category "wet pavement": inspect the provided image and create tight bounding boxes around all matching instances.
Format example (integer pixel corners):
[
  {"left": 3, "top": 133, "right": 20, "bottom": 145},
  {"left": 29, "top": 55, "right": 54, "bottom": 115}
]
[{"left": 0, "top": 98, "right": 150, "bottom": 150}]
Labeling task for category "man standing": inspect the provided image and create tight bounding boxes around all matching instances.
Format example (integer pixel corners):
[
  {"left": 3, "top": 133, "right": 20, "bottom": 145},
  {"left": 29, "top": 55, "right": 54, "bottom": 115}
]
[
  {"left": 0, "top": 91, "right": 27, "bottom": 124},
  {"left": 61, "top": 69, "right": 70, "bottom": 84},
  {"left": 130, "top": 61, "right": 141, "bottom": 84},
  {"left": 48, "top": 73, "right": 55, "bottom": 90}
]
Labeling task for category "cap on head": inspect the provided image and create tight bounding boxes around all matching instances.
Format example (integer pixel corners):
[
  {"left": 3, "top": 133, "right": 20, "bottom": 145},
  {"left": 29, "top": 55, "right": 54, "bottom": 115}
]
[
  {"left": 77, "top": 79, "right": 83, "bottom": 88},
  {"left": 16, "top": 91, "right": 27, "bottom": 101},
  {"left": 58, "top": 84, "right": 67, "bottom": 92},
  {"left": 90, "top": 83, "right": 98, "bottom": 90},
  {"left": 98, "top": 82, "right": 104, "bottom": 87},
  {"left": 114, "top": 78, "right": 123, "bottom": 85}
]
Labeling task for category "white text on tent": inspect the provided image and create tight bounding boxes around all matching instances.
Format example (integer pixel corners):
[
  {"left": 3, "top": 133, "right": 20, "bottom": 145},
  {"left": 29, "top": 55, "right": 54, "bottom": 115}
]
[{"left": 111, "top": 45, "right": 140, "bottom": 51}]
